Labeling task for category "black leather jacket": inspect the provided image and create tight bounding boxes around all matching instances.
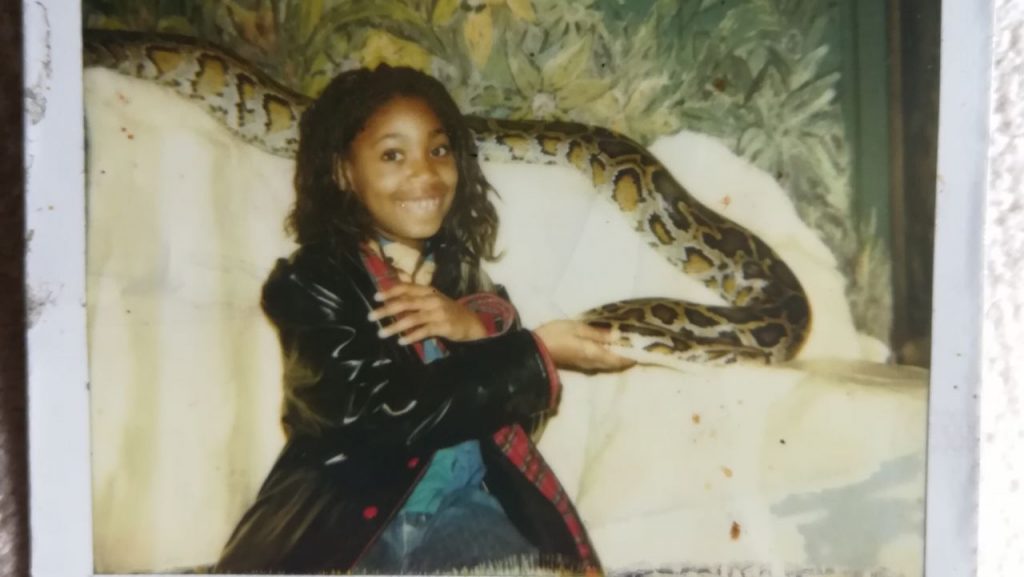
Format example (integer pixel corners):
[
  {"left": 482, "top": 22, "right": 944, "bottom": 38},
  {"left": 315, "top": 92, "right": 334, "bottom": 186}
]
[
  {"left": 266, "top": 242, "right": 556, "bottom": 459},
  {"left": 215, "top": 244, "right": 594, "bottom": 573}
]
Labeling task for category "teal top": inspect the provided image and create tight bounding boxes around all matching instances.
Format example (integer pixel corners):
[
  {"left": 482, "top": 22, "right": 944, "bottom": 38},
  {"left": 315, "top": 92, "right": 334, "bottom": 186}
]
[
  {"left": 400, "top": 333, "right": 486, "bottom": 514},
  {"left": 372, "top": 236, "right": 487, "bottom": 515}
]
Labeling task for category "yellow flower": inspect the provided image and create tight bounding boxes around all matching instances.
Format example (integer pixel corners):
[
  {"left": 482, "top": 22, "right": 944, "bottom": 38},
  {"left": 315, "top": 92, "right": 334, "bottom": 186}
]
[
  {"left": 435, "top": 0, "right": 536, "bottom": 69},
  {"left": 360, "top": 30, "right": 433, "bottom": 72}
]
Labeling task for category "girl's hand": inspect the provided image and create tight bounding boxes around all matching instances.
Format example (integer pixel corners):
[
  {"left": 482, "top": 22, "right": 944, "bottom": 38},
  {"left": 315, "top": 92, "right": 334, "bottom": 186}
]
[
  {"left": 370, "top": 283, "right": 487, "bottom": 345},
  {"left": 533, "top": 320, "right": 636, "bottom": 372}
]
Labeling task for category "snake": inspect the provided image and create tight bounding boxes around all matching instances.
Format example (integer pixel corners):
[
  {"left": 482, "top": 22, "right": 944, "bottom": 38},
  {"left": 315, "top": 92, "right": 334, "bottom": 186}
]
[{"left": 83, "top": 29, "right": 812, "bottom": 365}]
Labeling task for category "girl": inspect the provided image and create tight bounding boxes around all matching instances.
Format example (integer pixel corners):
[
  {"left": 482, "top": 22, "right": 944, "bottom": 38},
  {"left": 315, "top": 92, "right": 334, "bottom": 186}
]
[{"left": 215, "top": 65, "right": 633, "bottom": 574}]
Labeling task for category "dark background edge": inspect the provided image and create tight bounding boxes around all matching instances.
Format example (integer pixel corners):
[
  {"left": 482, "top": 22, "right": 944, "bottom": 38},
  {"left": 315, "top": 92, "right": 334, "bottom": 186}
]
[{"left": 0, "top": 0, "right": 29, "bottom": 575}]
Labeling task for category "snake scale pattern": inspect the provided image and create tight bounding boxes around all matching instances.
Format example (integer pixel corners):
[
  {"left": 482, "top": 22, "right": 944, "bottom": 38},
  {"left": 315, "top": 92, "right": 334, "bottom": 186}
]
[{"left": 83, "top": 30, "right": 812, "bottom": 365}]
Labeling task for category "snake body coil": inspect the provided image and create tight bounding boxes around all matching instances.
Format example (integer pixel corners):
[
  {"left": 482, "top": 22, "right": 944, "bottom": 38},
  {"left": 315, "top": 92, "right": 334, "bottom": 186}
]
[{"left": 84, "top": 29, "right": 812, "bottom": 365}]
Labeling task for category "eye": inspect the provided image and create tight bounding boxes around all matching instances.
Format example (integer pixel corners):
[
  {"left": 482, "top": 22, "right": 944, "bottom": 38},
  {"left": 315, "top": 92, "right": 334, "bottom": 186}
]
[
  {"left": 381, "top": 149, "right": 403, "bottom": 162},
  {"left": 431, "top": 144, "right": 451, "bottom": 158}
]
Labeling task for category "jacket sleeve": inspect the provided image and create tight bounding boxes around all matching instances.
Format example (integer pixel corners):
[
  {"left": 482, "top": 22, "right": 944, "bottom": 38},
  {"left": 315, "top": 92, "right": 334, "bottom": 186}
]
[
  {"left": 457, "top": 290, "right": 518, "bottom": 337},
  {"left": 453, "top": 286, "right": 561, "bottom": 413},
  {"left": 262, "top": 254, "right": 558, "bottom": 459}
]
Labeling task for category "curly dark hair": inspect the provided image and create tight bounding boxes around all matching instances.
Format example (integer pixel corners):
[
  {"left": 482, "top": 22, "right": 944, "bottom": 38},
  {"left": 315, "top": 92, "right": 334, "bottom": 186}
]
[{"left": 287, "top": 65, "right": 500, "bottom": 297}]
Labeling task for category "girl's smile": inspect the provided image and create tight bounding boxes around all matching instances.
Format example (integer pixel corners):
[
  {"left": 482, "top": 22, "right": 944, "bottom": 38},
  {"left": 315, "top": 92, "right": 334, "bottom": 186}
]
[
  {"left": 398, "top": 197, "right": 443, "bottom": 214},
  {"left": 337, "top": 96, "right": 458, "bottom": 250}
]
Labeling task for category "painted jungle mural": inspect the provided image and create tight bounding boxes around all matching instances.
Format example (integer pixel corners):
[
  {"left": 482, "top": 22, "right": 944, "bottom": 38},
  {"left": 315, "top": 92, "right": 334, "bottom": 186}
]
[{"left": 83, "top": 0, "right": 892, "bottom": 345}]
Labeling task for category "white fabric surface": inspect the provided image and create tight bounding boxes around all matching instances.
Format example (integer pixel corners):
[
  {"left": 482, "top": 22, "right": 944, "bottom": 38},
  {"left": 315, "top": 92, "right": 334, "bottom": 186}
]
[
  {"left": 981, "top": 2, "right": 1024, "bottom": 576},
  {"left": 84, "top": 68, "right": 926, "bottom": 575}
]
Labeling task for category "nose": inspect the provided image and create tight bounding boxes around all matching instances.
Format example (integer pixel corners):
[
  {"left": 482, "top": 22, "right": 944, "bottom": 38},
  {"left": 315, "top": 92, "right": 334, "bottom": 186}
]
[{"left": 408, "top": 154, "right": 443, "bottom": 186}]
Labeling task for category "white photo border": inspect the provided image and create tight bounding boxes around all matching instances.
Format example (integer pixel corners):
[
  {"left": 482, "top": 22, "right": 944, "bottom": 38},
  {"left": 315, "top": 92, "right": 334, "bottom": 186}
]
[
  {"left": 22, "top": 1, "right": 992, "bottom": 576},
  {"left": 923, "top": 1, "right": 992, "bottom": 576}
]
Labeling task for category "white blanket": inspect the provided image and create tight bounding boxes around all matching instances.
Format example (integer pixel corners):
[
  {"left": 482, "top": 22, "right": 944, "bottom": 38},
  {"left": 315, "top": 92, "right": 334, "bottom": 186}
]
[{"left": 84, "top": 69, "right": 926, "bottom": 576}]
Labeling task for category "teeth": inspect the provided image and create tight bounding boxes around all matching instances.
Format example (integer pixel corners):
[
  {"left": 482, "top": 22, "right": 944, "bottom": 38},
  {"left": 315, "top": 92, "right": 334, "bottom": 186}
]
[{"left": 400, "top": 198, "right": 441, "bottom": 214}]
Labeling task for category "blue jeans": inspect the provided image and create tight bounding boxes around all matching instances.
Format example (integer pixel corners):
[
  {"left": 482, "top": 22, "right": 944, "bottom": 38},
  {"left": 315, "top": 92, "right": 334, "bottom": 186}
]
[{"left": 352, "top": 486, "right": 538, "bottom": 574}]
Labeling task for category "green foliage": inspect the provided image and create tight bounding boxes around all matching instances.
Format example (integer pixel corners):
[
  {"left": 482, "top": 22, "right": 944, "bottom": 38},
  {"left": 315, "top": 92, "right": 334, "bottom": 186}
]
[{"left": 83, "top": 0, "right": 890, "bottom": 342}]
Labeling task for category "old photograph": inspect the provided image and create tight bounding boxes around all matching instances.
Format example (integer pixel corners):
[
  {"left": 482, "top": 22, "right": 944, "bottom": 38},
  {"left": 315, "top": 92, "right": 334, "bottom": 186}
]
[{"left": 74, "top": 1, "right": 941, "bottom": 574}]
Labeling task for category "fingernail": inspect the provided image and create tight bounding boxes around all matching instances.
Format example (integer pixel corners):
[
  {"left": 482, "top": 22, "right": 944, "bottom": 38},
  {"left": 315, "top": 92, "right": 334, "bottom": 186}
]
[
  {"left": 378, "top": 329, "right": 388, "bottom": 338},
  {"left": 374, "top": 292, "right": 384, "bottom": 302},
  {"left": 367, "top": 311, "right": 378, "bottom": 321},
  {"left": 397, "top": 337, "right": 408, "bottom": 346}
]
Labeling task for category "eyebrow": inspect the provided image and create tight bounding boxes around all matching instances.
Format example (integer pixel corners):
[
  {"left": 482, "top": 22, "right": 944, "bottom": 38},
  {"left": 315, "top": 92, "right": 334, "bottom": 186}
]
[{"left": 373, "top": 128, "right": 448, "bottom": 145}]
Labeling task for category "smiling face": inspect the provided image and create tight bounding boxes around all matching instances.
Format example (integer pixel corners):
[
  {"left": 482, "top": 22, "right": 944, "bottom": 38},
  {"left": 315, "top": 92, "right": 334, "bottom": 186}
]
[{"left": 336, "top": 96, "right": 458, "bottom": 251}]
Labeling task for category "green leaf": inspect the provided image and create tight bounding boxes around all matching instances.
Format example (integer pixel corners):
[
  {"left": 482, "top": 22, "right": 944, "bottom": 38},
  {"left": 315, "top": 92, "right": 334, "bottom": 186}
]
[
  {"left": 723, "top": 54, "right": 752, "bottom": 92},
  {"left": 744, "top": 48, "right": 791, "bottom": 103},
  {"left": 691, "top": 0, "right": 739, "bottom": 33},
  {"left": 586, "top": 86, "right": 620, "bottom": 113},
  {"left": 507, "top": 47, "right": 542, "bottom": 95},
  {"left": 790, "top": 44, "right": 829, "bottom": 85},
  {"left": 298, "top": 0, "right": 324, "bottom": 40},
  {"left": 784, "top": 73, "right": 838, "bottom": 124},
  {"left": 804, "top": 15, "right": 829, "bottom": 52},
  {"left": 624, "top": 76, "right": 668, "bottom": 116},
  {"left": 432, "top": 0, "right": 459, "bottom": 25},
  {"left": 541, "top": 34, "right": 593, "bottom": 91},
  {"left": 557, "top": 78, "right": 611, "bottom": 109}
]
